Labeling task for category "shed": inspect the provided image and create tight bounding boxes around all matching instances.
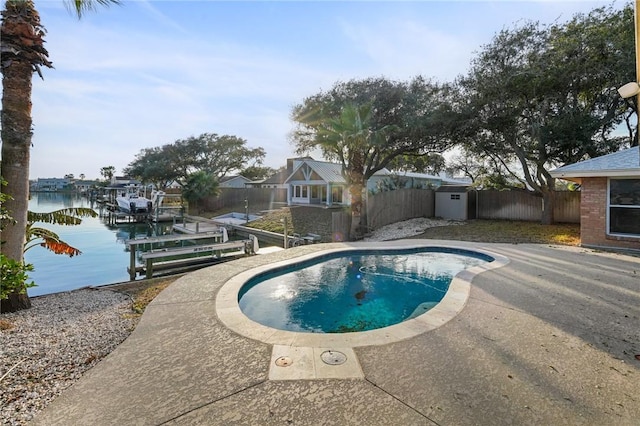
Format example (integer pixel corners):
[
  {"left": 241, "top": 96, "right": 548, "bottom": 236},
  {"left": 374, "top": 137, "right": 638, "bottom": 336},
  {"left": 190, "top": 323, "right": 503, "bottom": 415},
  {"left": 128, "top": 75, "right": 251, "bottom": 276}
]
[{"left": 435, "top": 185, "right": 476, "bottom": 220}]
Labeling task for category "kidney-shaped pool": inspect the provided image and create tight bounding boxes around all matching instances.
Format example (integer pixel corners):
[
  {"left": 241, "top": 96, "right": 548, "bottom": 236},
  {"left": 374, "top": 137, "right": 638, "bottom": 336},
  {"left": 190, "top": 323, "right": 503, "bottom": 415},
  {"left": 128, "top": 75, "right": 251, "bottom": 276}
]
[
  {"left": 238, "top": 247, "right": 493, "bottom": 333},
  {"left": 215, "top": 242, "right": 509, "bottom": 347}
]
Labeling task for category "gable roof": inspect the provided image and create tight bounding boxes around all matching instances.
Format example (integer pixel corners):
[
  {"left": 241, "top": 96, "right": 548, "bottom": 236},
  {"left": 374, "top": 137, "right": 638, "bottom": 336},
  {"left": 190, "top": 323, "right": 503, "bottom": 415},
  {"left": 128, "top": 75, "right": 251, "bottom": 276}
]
[
  {"left": 262, "top": 169, "right": 290, "bottom": 185},
  {"left": 550, "top": 146, "right": 640, "bottom": 182},
  {"left": 284, "top": 158, "right": 467, "bottom": 186},
  {"left": 285, "top": 160, "right": 347, "bottom": 184},
  {"left": 220, "top": 175, "right": 249, "bottom": 183}
]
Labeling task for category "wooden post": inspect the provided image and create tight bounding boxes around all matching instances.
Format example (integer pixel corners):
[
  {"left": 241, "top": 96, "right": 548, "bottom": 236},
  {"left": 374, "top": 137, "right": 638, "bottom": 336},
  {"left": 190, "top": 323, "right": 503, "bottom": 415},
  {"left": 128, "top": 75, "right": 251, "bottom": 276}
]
[
  {"left": 129, "top": 243, "right": 136, "bottom": 281},
  {"left": 636, "top": 0, "right": 640, "bottom": 116},
  {"left": 146, "top": 258, "right": 153, "bottom": 279},
  {"left": 283, "top": 217, "right": 288, "bottom": 249}
]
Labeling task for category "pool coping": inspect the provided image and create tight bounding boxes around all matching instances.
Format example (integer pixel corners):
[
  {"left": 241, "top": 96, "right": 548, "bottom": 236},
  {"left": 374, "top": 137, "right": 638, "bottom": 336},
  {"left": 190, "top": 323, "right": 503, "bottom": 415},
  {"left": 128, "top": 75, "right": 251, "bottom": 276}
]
[{"left": 215, "top": 240, "right": 510, "bottom": 349}]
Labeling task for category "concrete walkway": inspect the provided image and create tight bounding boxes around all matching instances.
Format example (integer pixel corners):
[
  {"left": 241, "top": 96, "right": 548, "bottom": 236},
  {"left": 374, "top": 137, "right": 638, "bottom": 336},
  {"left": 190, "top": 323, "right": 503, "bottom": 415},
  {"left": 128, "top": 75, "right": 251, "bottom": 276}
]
[{"left": 32, "top": 241, "right": 640, "bottom": 426}]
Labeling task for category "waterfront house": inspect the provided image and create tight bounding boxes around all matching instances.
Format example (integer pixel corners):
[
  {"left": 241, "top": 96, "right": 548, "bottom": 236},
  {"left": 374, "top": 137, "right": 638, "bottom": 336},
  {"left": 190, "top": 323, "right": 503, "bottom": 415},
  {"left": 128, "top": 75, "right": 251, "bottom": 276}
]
[{"left": 35, "top": 177, "right": 71, "bottom": 191}]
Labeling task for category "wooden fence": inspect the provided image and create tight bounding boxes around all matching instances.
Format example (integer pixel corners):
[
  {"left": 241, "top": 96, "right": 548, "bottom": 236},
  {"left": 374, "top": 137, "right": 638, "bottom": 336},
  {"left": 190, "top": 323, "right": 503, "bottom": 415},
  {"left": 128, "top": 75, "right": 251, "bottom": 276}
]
[
  {"left": 367, "top": 189, "right": 435, "bottom": 229},
  {"left": 476, "top": 190, "right": 580, "bottom": 223},
  {"left": 202, "top": 188, "right": 287, "bottom": 213}
]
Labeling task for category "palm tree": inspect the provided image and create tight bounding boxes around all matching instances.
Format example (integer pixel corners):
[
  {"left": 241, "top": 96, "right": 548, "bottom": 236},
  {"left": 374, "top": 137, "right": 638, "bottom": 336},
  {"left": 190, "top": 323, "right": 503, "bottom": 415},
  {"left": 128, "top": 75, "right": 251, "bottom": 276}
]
[
  {"left": 0, "top": 0, "right": 118, "bottom": 312},
  {"left": 1, "top": 207, "right": 97, "bottom": 312},
  {"left": 312, "top": 104, "right": 395, "bottom": 239},
  {"left": 182, "top": 171, "right": 220, "bottom": 214}
]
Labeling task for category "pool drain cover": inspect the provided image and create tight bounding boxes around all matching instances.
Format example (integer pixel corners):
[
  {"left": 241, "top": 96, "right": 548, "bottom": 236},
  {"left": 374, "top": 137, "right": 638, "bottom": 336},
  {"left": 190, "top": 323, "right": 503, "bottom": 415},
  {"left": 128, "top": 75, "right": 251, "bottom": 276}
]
[
  {"left": 321, "top": 350, "right": 347, "bottom": 365},
  {"left": 275, "top": 356, "right": 293, "bottom": 367}
]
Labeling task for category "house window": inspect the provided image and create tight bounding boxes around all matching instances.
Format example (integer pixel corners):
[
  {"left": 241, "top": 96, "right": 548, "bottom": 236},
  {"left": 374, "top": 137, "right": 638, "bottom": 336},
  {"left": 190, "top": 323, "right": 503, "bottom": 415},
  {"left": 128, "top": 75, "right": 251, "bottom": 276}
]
[
  {"left": 450, "top": 194, "right": 461, "bottom": 200},
  {"left": 332, "top": 186, "right": 343, "bottom": 203},
  {"left": 294, "top": 185, "right": 301, "bottom": 197},
  {"left": 608, "top": 178, "right": 640, "bottom": 236}
]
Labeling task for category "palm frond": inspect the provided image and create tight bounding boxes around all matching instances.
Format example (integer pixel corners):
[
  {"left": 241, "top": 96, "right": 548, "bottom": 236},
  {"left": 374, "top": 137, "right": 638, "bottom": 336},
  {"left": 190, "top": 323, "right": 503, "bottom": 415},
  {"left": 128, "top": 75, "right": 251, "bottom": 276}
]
[
  {"left": 24, "top": 227, "right": 82, "bottom": 256},
  {"left": 28, "top": 208, "right": 97, "bottom": 225},
  {"left": 27, "top": 227, "right": 61, "bottom": 241},
  {"left": 39, "top": 239, "right": 82, "bottom": 257},
  {"left": 67, "top": 0, "right": 121, "bottom": 19}
]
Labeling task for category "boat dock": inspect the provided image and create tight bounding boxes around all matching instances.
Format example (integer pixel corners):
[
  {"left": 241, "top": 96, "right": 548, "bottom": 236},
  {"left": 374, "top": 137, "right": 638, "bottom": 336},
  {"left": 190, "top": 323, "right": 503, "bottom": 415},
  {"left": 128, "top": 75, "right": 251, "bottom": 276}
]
[
  {"left": 172, "top": 215, "right": 225, "bottom": 234},
  {"left": 96, "top": 188, "right": 185, "bottom": 224},
  {"left": 124, "top": 230, "right": 256, "bottom": 280}
]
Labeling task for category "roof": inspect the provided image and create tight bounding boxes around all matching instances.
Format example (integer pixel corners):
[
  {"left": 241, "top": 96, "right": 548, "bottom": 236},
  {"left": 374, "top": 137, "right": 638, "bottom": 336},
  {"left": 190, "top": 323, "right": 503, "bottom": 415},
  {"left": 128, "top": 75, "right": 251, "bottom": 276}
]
[
  {"left": 285, "top": 160, "right": 347, "bottom": 184},
  {"left": 262, "top": 169, "right": 290, "bottom": 185},
  {"left": 550, "top": 146, "right": 640, "bottom": 182},
  {"left": 285, "top": 159, "right": 472, "bottom": 185},
  {"left": 219, "top": 175, "right": 249, "bottom": 183},
  {"left": 436, "top": 185, "right": 471, "bottom": 192}
]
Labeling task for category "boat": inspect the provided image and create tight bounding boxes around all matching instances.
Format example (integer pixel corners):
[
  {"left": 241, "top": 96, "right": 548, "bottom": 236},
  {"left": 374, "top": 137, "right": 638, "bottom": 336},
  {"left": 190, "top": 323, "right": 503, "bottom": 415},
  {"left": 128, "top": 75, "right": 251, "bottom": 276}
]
[{"left": 115, "top": 185, "right": 157, "bottom": 214}]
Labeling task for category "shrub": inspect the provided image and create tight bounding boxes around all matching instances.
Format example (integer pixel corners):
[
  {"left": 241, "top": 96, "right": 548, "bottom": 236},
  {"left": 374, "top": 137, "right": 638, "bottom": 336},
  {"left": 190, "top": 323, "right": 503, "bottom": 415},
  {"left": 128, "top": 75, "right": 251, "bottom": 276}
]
[{"left": 0, "top": 254, "right": 35, "bottom": 300}]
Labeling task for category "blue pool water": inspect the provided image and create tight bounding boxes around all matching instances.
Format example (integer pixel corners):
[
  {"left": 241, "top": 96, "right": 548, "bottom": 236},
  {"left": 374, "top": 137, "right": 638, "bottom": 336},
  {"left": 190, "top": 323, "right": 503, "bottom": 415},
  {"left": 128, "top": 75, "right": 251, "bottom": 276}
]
[{"left": 238, "top": 248, "right": 492, "bottom": 333}]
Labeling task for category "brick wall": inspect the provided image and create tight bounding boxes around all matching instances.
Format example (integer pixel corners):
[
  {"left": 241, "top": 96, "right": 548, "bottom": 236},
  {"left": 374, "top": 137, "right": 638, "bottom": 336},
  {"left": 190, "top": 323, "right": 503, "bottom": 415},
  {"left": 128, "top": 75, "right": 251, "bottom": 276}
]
[{"left": 580, "top": 177, "right": 640, "bottom": 250}]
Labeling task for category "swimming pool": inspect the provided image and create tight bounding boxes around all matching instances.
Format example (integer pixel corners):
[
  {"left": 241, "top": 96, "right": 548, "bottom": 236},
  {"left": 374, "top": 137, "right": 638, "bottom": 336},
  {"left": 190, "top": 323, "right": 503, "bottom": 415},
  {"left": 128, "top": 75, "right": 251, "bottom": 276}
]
[
  {"left": 215, "top": 241, "right": 509, "bottom": 348},
  {"left": 238, "top": 248, "right": 493, "bottom": 333}
]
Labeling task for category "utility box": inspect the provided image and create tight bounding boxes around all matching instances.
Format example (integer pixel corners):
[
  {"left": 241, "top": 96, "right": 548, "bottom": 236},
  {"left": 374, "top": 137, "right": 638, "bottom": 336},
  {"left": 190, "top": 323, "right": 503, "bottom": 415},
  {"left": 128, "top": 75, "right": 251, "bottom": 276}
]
[{"left": 435, "top": 185, "right": 476, "bottom": 220}]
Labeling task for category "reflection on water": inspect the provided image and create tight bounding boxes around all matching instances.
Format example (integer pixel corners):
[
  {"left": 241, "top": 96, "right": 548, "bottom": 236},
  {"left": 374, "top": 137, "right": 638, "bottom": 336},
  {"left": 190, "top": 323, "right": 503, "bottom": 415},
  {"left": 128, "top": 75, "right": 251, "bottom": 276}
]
[
  {"left": 24, "top": 193, "right": 171, "bottom": 296},
  {"left": 239, "top": 250, "right": 489, "bottom": 333}
]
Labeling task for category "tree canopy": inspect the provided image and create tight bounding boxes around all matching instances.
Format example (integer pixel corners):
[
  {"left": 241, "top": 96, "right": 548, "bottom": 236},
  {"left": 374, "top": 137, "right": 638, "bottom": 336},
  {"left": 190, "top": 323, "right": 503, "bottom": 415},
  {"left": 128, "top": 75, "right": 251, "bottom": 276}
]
[
  {"left": 124, "top": 133, "right": 266, "bottom": 189},
  {"left": 182, "top": 171, "right": 220, "bottom": 214},
  {"left": 291, "top": 77, "right": 456, "bottom": 176},
  {"left": 290, "top": 77, "right": 456, "bottom": 238},
  {"left": 452, "top": 3, "right": 634, "bottom": 223}
]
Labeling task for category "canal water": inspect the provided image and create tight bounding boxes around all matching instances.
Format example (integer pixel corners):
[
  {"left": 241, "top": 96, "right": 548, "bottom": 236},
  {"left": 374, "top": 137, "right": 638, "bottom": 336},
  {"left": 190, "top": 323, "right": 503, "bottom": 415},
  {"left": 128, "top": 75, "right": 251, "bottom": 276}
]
[{"left": 24, "top": 193, "right": 171, "bottom": 297}]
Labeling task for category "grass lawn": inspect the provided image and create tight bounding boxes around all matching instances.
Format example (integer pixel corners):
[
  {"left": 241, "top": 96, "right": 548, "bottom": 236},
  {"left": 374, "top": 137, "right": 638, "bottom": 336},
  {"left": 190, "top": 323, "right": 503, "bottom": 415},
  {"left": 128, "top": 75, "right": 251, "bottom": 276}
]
[{"left": 409, "top": 219, "right": 581, "bottom": 246}]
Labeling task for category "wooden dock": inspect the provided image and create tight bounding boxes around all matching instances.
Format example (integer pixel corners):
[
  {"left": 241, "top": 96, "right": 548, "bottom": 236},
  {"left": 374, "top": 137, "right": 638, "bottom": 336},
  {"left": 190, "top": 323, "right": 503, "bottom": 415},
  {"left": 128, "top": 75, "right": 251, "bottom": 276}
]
[
  {"left": 125, "top": 231, "right": 256, "bottom": 280},
  {"left": 139, "top": 239, "right": 254, "bottom": 279},
  {"left": 171, "top": 215, "right": 225, "bottom": 234}
]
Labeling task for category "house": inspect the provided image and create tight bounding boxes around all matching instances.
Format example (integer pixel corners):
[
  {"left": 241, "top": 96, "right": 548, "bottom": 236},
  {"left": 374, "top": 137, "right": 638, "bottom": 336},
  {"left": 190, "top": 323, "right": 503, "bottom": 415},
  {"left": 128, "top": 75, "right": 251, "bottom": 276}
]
[
  {"left": 35, "top": 178, "right": 71, "bottom": 191},
  {"left": 550, "top": 146, "right": 639, "bottom": 251},
  {"left": 284, "top": 158, "right": 465, "bottom": 207},
  {"left": 219, "top": 175, "right": 251, "bottom": 188},
  {"left": 251, "top": 168, "right": 289, "bottom": 189},
  {"left": 285, "top": 159, "right": 346, "bottom": 206},
  {"left": 368, "top": 170, "right": 469, "bottom": 193},
  {"left": 73, "top": 180, "right": 99, "bottom": 193},
  {"left": 247, "top": 157, "right": 315, "bottom": 189}
]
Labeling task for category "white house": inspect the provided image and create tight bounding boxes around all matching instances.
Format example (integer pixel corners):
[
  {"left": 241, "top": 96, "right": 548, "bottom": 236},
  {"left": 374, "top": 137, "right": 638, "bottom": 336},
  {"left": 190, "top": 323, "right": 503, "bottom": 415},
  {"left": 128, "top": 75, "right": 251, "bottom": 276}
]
[{"left": 284, "top": 158, "right": 466, "bottom": 206}]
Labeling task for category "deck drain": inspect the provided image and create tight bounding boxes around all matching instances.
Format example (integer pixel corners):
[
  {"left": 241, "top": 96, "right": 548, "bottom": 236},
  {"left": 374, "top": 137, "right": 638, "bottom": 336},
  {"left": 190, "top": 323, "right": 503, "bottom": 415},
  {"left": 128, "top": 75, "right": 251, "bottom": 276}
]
[
  {"left": 320, "top": 350, "right": 347, "bottom": 365},
  {"left": 275, "top": 356, "right": 293, "bottom": 367}
]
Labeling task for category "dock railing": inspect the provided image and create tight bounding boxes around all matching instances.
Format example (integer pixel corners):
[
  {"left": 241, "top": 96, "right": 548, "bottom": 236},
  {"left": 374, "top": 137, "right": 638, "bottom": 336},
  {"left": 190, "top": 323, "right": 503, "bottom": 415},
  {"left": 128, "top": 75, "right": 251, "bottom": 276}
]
[{"left": 125, "top": 230, "right": 228, "bottom": 280}]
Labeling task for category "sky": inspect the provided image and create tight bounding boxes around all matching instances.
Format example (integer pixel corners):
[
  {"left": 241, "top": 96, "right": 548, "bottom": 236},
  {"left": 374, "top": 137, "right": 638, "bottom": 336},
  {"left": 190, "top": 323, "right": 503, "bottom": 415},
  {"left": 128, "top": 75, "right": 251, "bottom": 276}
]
[{"left": 25, "top": 0, "right": 621, "bottom": 180}]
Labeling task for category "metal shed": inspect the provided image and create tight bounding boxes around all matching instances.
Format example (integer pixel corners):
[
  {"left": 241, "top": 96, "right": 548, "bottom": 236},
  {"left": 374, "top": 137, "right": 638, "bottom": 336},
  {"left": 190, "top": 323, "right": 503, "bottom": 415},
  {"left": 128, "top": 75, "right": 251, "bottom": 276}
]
[{"left": 435, "top": 185, "right": 476, "bottom": 220}]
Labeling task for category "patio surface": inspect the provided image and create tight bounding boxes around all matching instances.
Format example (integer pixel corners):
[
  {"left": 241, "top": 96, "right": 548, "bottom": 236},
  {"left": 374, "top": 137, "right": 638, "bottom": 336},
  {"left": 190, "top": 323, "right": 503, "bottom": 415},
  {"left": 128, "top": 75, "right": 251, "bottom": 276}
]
[{"left": 32, "top": 241, "right": 640, "bottom": 425}]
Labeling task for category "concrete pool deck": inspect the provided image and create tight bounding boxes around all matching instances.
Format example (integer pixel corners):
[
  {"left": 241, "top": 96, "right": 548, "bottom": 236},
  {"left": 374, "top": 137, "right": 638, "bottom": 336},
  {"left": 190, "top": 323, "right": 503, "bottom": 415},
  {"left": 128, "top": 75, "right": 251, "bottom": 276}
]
[{"left": 33, "top": 241, "right": 640, "bottom": 425}]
